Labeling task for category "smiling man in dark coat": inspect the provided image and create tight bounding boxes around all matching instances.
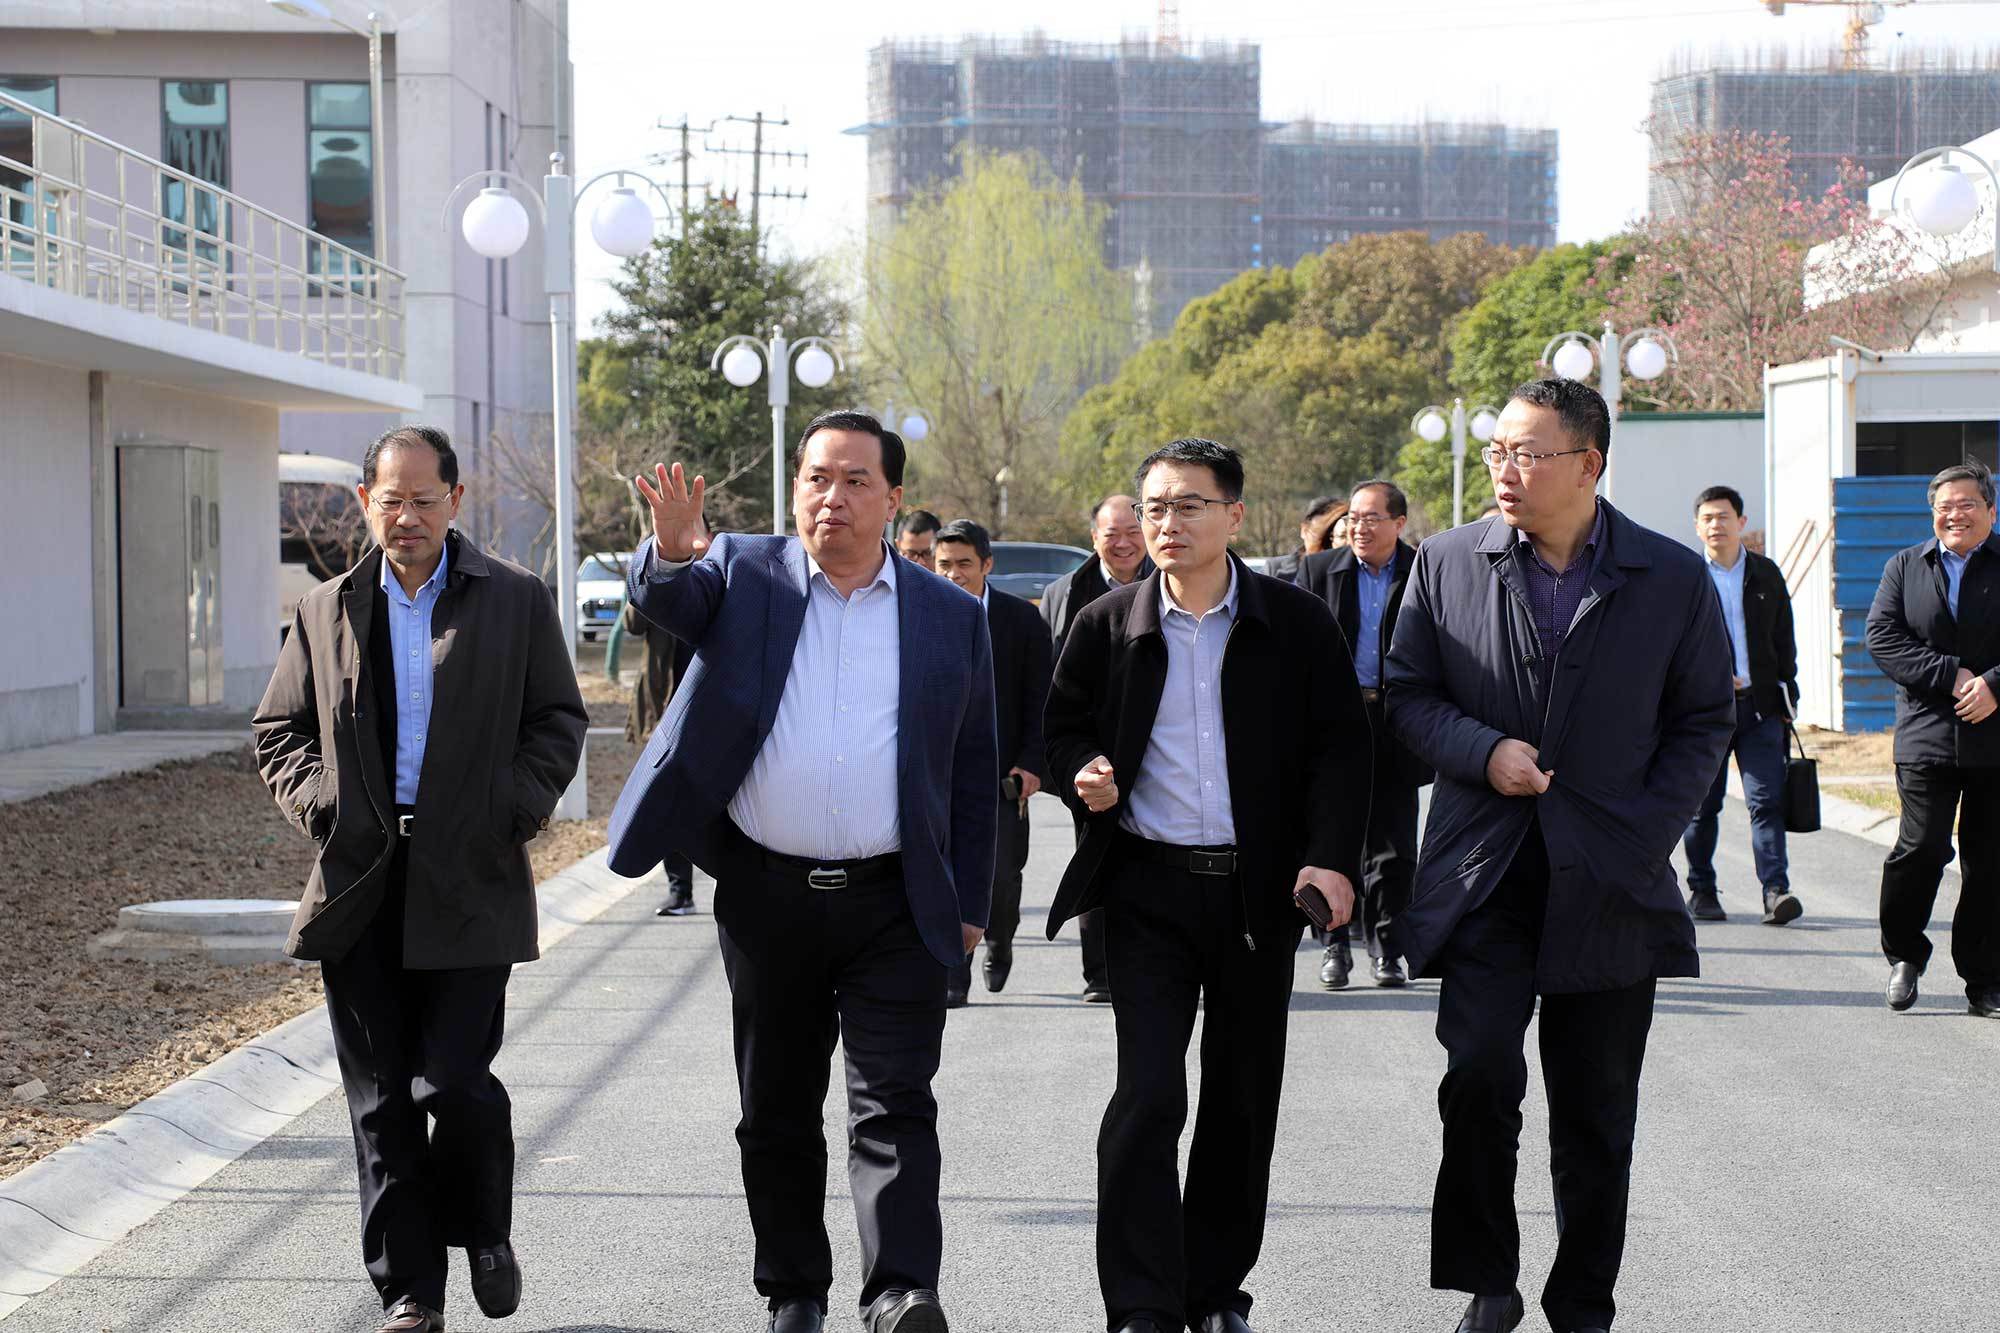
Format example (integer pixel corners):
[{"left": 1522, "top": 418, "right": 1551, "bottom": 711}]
[{"left": 1385, "top": 380, "right": 1733, "bottom": 1333}]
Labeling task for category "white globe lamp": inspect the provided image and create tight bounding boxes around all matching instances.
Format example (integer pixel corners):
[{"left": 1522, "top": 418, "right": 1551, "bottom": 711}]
[
  {"left": 1908, "top": 163, "right": 1980, "bottom": 237},
  {"left": 1625, "top": 337, "right": 1670, "bottom": 382},
  {"left": 1469, "top": 408, "right": 1499, "bottom": 443},
  {"left": 1415, "top": 410, "right": 1449, "bottom": 444},
  {"left": 1551, "top": 339, "right": 1596, "bottom": 383},
  {"left": 720, "top": 345, "right": 763, "bottom": 388},
  {"left": 900, "top": 413, "right": 930, "bottom": 442},
  {"left": 461, "top": 187, "right": 530, "bottom": 259},
  {"left": 794, "top": 345, "right": 836, "bottom": 389},
  {"left": 590, "top": 187, "right": 656, "bottom": 258}
]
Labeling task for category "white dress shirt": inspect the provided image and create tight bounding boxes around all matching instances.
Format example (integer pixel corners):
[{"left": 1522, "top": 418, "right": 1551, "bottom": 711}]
[
  {"left": 1121, "top": 563, "right": 1239, "bottom": 846},
  {"left": 726, "top": 543, "right": 904, "bottom": 859}
]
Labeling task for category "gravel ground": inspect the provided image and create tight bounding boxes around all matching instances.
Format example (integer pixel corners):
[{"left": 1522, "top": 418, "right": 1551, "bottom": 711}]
[{"left": 0, "top": 668, "right": 640, "bottom": 1183}]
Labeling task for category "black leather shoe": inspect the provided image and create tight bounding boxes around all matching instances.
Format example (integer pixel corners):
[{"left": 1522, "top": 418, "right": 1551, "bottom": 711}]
[
  {"left": 1969, "top": 988, "right": 2000, "bottom": 1018},
  {"left": 770, "top": 1298, "right": 825, "bottom": 1333},
  {"left": 468, "top": 1241, "right": 519, "bottom": 1317},
  {"left": 1762, "top": 889, "right": 1803, "bottom": 926},
  {"left": 1113, "top": 1322, "right": 1163, "bottom": 1333},
  {"left": 1082, "top": 984, "right": 1112, "bottom": 1003},
  {"left": 870, "top": 1288, "right": 947, "bottom": 1333},
  {"left": 1373, "top": 955, "right": 1407, "bottom": 988},
  {"left": 1688, "top": 888, "right": 1726, "bottom": 921},
  {"left": 1887, "top": 961, "right": 1921, "bottom": 1011},
  {"left": 983, "top": 942, "right": 1012, "bottom": 992},
  {"left": 1198, "top": 1313, "right": 1254, "bottom": 1333},
  {"left": 375, "top": 1301, "right": 445, "bottom": 1332},
  {"left": 1567, "top": 1327, "right": 1609, "bottom": 1333},
  {"left": 1320, "top": 941, "right": 1352, "bottom": 989},
  {"left": 1455, "top": 1289, "right": 1523, "bottom": 1333},
  {"left": 945, "top": 988, "right": 969, "bottom": 1009},
  {"left": 655, "top": 883, "right": 694, "bottom": 916}
]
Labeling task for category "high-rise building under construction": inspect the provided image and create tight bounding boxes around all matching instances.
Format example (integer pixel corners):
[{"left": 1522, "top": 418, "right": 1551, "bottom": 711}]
[
  {"left": 1649, "top": 53, "right": 2000, "bottom": 218},
  {"left": 858, "top": 34, "right": 1559, "bottom": 329}
]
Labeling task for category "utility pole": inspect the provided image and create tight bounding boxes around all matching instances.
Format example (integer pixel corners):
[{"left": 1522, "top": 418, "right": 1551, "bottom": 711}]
[
  {"left": 651, "top": 116, "right": 715, "bottom": 240},
  {"left": 711, "top": 111, "right": 807, "bottom": 245}
]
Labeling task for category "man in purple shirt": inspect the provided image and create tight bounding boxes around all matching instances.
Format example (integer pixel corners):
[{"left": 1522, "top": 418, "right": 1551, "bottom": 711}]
[{"left": 1387, "top": 379, "right": 1733, "bottom": 1333}]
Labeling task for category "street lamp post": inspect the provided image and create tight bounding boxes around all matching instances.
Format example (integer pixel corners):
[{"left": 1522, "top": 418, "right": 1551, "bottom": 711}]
[
  {"left": 442, "top": 157, "right": 673, "bottom": 820},
  {"left": 880, "top": 401, "right": 932, "bottom": 445},
  {"left": 1541, "top": 321, "right": 1678, "bottom": 498},
  {"left": 995, "top": 466, "right": 1014, "bottom": 532},
  {"left": 266, "top": 0, "right": 387, "bottom": 270},
  {"left": 1412, "top": 398, "right": 1500, "bottom": 527},
  {"left": 1890, "top": 145, "right": 2000, "bottom": 273},
  {"left": 710, "top": 328, "right": 844, "bottom": 534}
]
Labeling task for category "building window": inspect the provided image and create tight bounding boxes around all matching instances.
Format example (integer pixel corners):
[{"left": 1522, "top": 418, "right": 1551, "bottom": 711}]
[
  {"left": 161, "top": 80, "right": 229, "bottom": 265},
  {"left": 1, "top": 77, "right": 56, "bottom": 254},
  {"left": 306, "top": 82, "right": 373, "bottom": 286}
]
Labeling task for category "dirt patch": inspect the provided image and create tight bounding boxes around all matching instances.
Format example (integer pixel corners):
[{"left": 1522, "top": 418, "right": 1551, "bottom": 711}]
[
  {"left": 1797, "top": 726, "right": 1893, "bottom": 778},
  {"left": 0, "top": 685, "right": 642, "bottom": 1183}
]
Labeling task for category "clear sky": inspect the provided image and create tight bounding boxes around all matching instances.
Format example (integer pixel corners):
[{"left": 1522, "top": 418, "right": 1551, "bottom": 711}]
[{"left": 569, "top": 0, "right": 2000, "bottom": 334}]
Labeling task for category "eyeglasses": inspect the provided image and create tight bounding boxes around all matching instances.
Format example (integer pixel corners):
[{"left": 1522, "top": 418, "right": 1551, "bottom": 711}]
[
  {"left": 1347, "top": 514, "right": 1398, "bottom": 529},
  {"left": 1481, "top": 445, "right": 1590, "bottom": 472},
  {"left": 1138, "top": 496, "right": 1233, "bottom": 525},
  {"left": 369, "top": 493, "right": 452, "bottom": 516},
  {"left": 1934, "top": 500, "right": 1989, "bottom": 518}
]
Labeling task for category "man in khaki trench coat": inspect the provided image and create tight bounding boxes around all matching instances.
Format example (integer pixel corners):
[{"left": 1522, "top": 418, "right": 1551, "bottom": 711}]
[{"left": 254, "top": 425, "right": 586, "bottom": 1333}]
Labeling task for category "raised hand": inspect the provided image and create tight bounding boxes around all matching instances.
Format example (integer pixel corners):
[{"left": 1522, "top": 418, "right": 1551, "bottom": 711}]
[{"left": 633, "top": 462, "right": 709, "bottom": 562}]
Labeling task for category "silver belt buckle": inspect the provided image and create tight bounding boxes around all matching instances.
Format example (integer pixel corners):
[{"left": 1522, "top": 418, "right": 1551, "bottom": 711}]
[
  {"left": 397, "top": 813, "right": 415, "bottom": 838},
  {"left": 807, "top": 866, "right": 848, "bottom": 891}
]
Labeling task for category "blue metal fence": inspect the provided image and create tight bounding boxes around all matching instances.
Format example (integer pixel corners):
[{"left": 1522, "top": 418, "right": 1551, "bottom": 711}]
[{"left": 1831, "top": 475, "right": 1931, "bottom": 733}]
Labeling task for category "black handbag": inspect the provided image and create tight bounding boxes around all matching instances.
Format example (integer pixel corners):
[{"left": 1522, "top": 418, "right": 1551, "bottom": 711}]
[{"left": 1782, "top": 721, "right": 1821, "bottom": 834}]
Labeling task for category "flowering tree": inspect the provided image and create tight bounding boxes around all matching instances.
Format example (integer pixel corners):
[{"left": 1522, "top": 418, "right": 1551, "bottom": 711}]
[{"left": 1604, "top": 130, "right": 1958, "bottom": 411}]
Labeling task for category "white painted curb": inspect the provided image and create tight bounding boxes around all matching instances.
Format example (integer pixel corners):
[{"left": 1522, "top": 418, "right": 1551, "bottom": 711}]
[{"left": 0, "top": 845, "right": 659, "bottom": 1320}]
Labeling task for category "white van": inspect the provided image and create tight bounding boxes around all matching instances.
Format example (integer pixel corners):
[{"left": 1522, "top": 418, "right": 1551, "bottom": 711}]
[{"left": 278, "top": 452, "right": 367, "bottom": 640}]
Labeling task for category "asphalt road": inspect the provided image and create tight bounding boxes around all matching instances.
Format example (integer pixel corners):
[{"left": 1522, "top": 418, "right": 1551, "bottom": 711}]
[{"left": 11, "top": 793, "right": 1997, "bottom": 1332}]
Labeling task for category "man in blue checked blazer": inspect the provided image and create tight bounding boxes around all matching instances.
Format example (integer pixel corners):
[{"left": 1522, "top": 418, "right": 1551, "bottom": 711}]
[{"left": 608, "top": 411, "right": 997, "bottom": 1333}]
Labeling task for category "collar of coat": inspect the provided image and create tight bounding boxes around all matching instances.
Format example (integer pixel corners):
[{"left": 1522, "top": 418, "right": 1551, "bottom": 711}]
[
  {"left": 1318, "top": 540, "right": 1416, "bottom": 580},
  {"left": 1922, "top": 531, "right": 2000, "bottom": 566},
  {"left": 1121, "top": 550, "right": 1267, "bottom": 642},
  {"left": 1472, "top": 499, "right": 1649, "bottom": 574},
  {"left": 339, "top": 529, "right": 493, "bottom": 616}
]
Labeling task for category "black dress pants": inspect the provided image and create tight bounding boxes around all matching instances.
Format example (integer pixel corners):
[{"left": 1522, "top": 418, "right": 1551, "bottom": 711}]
[
  {"left": 714, "top": 833, "right": 949, "bottom": 1319},
  {"left": 950, "top": 797, "right": 1030, "bottom": 993},
  {"left": 1070, "top": 813, "right": 1111, "bottom": 990},
  {"left": 1430, "top": 830, "right": 1656, "bottom": 1332},
  {"left": 320, "top": 842, "right": 514, "bottom": 1313},
  {"left": 1881, "top": 762, "right": 2000, "bottom": 994},
  {"left": 1097, "top": 849, "right": 1295, "bottom": 1331}
]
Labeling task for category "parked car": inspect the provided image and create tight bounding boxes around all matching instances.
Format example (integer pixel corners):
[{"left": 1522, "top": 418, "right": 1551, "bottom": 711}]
[
  {"left": 278, "top": 452, "right": 366, "bottom": 642},
  {"left": 578, "top": 552, "right": 632, "bottom": 641},
  {"left": 987, "top": 541, "right": 1091, "bottom": 604}
]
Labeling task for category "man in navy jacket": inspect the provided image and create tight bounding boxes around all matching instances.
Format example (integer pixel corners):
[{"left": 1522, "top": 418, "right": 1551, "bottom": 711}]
[
  {"left": 609, "top": 412, "right": 997, "bottom": 1333},
  {"left": 1387, "top": 380, "right": 1733, "bottom": 1333}
]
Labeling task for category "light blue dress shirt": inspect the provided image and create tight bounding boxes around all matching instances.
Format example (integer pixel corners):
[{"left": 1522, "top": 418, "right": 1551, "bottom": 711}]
[
  {"left": 674, "top": 542, "right": 904, "bottom": 860},
  {"left": 1122, "top": 563, "right": 1239, "bottom": 847},
  {"left": 1705, "top": 550, "right": 1751, "bottom": 684},
  {"left": 1942, "top": 545, "right": 1969, "bottom": 618},
  {"left": 381, "top": 543, "right": 448, "bottom": 806},
  {"left": 1353, "top": 556, "right": 1395, "bottom": 688}
]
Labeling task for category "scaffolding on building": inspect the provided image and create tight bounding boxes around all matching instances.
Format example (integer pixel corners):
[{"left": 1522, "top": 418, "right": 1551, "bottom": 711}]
[
  {"left": 858, "top": 33, "right": 1557, "bottom": 328},
  {"left": 1649, "top": 47, "right": 2000, "bottom": 218}
]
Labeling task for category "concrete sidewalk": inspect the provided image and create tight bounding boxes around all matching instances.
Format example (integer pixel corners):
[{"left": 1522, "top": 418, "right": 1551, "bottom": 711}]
[
  {"left": 5, "top": 794, "right": 1997, "bottom": 1331},
  {"left": 0, "top": 731, "right": 247, "bottom": 804}
]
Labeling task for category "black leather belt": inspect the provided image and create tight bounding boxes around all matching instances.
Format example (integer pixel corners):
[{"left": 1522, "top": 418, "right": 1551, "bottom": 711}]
[
  {"left": 1735, "top": 686, "right": 1754, "bottom": 699},
  {"left": 1121, "top": 832, "right": 1238, "bottom": 877},
  {"left": 758, "top": 845, "right": 901, "bottom": 891},
  {"left": 393, "top": 804, "right": 415, "bottom": 837}
]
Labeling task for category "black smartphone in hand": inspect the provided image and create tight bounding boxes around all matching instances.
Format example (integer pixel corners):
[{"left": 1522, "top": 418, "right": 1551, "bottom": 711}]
[
  {"left": 1001, "top": 774, "right": 1023, "bottom": 802},
  {"left": 1294, "top": 883, "right": 1335, "bottom": 931}
]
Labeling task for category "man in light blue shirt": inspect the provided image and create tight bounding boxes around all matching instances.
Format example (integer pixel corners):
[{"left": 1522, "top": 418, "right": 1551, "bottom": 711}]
[{"left": 382, "top": 540, "right": 446, "bottom": 806}]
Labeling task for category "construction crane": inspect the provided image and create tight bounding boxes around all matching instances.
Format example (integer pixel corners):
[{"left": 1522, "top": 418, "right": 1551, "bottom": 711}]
[{"left": 1761, "top": 1, "right": 2000, "bottom": 70}]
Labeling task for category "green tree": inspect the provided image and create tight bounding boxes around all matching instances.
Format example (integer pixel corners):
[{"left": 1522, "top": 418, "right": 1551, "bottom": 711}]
[
  {"left": 864, "top": 151, "right": 1130, "bottom": 538},
  {"left": 594, "top": 201, "right": 853, "bottom": 535}
]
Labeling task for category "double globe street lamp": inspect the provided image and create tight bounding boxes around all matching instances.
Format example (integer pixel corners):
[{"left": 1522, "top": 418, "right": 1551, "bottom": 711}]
[
  {"left": 1412, "top": 399, "right": 1500, "bottom": 527},
  {"left": 711, "top": 328, "right": 845, "bottom": 534},
  {"left": 444, "top": 155, "right": 674, "bottom": 820},
  {"left": 1541, "top": 322, "right": 1678, "bottom": 499},
  {"left": 1890, "top": 145, "right": 2000, "bottom": 272}
]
